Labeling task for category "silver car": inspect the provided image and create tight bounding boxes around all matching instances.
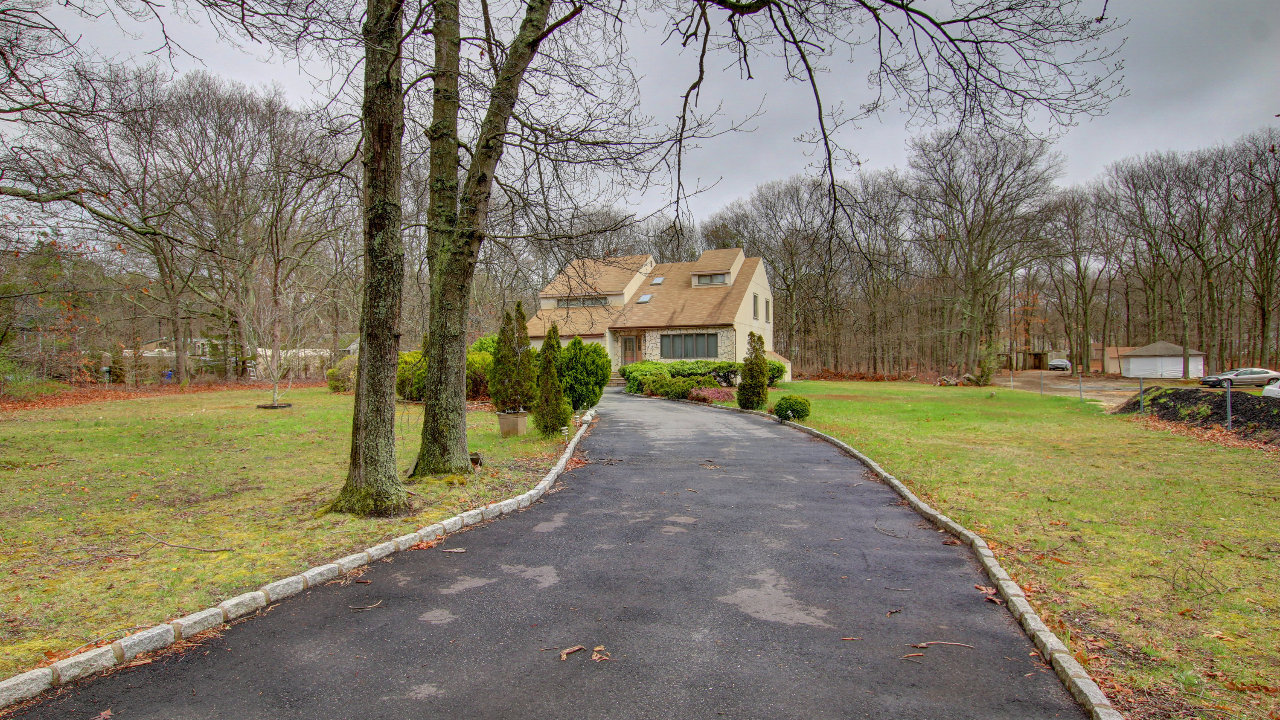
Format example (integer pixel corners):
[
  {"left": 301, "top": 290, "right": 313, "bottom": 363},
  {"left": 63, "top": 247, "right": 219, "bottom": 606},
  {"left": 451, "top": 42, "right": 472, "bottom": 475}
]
[{"left": 1199, "top": 367, "right": 1280, "bottom": 388}]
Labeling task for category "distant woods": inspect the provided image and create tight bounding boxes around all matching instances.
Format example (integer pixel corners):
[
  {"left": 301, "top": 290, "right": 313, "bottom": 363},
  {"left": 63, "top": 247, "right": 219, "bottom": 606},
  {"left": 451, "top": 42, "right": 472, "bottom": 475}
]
[
  {"left": 3, "top": 69, "right": 1276, "bottom": 382},
  {"left": 705, "top": 127, "right": 1280, "bottom": 377}
]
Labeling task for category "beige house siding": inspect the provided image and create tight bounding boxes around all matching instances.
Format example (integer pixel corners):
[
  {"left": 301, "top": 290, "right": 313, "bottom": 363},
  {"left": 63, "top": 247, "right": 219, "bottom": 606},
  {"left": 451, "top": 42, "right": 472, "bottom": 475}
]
[{"left": 731, "top": 261, "right": 774, "bottom": 360}]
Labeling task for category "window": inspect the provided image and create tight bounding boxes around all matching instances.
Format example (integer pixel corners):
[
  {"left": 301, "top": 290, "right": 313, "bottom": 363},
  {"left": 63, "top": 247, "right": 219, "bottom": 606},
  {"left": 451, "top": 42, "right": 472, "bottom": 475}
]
[
  {"left": 696, "top": 273, "right": 727, "bottom": 285},
  {"left": 556, "top": 296, "right": 608, "bottom": 308},
  {"left": 765, "top": 299, "right": 771, "bottom": 323},
  {"left": 651, "top": 276, "right": 664, "bottom": 285},
  {"left": 660, "top": 333, "right": 718, "bottom": 359},
  {"left": 637, "top": 294, "right": 652, "bottom": 304},
  {"left": 753, "top": 293, "right": 759, "bottom": 320}
]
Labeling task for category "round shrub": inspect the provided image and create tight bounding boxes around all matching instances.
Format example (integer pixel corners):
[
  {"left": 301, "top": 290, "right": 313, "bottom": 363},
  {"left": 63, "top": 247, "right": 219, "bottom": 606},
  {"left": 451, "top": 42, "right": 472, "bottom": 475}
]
[
  {"left": 559, "top": 337, "right": 611, "bottom": 410},
  {"left": 396, "top": 351, "right": 429, "bottom": 401},
  {"left": 772, "top": 395, "right": 811, "bottom": 422}
]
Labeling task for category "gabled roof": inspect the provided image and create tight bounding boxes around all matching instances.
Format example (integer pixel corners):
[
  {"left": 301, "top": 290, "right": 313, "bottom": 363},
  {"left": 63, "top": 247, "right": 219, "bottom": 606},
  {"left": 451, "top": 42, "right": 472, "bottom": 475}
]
[
  {"left": 1121, "top": 341, "right": 1206, "bottom": 358},
  {"left": 689, "top": 247, "right": 743, "bottom": 274},
  {"left": 539, "top": 255, "right": 652, "bottom": 298},
  {"left": 610, "top": 257, "right": 761, "bottom": 330},
  {"left": 527, "top": 306, "right": 613, "bottom": 338}
]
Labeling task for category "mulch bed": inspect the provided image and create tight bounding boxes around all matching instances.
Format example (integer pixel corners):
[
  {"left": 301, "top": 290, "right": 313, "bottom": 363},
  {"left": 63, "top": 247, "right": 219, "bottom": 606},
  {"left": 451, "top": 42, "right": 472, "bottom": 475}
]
[
  {"left": 1114, "top": 387, "right": 1280, "bottom": 447},
  {"left": 0, "top": 380, "right": 325, "bottom": 413}
]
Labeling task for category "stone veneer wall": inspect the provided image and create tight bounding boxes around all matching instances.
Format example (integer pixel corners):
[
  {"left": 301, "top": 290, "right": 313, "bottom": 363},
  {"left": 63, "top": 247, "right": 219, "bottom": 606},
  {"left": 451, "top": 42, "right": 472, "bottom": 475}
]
[{"left": 640, "top": 327, "right": 736, "bottom": 363}]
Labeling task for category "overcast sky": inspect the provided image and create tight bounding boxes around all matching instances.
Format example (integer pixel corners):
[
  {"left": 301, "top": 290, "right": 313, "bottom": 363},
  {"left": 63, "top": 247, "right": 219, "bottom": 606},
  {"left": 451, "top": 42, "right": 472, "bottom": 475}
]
[{"left": 73, "top": 0, "right": 1280, "bottom": 222}]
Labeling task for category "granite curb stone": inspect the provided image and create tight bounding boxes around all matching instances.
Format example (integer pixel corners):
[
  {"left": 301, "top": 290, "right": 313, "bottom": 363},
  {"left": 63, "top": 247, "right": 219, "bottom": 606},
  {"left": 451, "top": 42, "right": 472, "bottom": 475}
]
[
  {"left": 300, "top": 563, "right": 341, "bottom": 587},
  {"left": 218, "top": 591, "right": 268, "bottom": 620},
  {"left": 0, "top": 670, "right": 53, "bottom": 707},
  {"left": 261, "top": 576, "right": 306, "bottom": 604},
  {"left": 0, "top": 408, "right": 597, "bottom": 712},
  {"left": 365, "top": 541, "right": 397, "bottom": 561},
  {"left": 172, "top": 608, "right": 225, "bottom": 639},
  {"left": 647, "top": 393, "right": 1123, "bottom": 720},
  {"left": 112, "top": 625, "right": 175, "bottom": 662},
  {"left": 51, "top": 646, "right": 116, "bottom": 686}
]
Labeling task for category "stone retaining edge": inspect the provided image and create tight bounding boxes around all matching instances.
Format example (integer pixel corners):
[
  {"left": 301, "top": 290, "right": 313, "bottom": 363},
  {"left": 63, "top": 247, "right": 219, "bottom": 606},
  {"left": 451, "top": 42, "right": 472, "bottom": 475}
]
[
  {"left": 0, "top": 409, "right": 597, "bottom": 712},
  {"left": 644, "top": 394, "right": 1123, "bottom": 720}
]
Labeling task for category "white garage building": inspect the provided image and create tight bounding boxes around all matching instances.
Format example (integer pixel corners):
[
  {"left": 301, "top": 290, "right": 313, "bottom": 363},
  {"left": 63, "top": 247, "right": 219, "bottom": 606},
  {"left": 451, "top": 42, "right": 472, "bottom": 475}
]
[{"left": 1120, "top": 341, "right": 1206, "bottom": 379}]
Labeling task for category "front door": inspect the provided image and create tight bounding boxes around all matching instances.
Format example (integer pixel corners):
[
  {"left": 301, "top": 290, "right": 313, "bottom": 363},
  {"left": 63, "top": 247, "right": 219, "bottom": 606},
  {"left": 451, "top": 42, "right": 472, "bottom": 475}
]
[{"left": 622, "top": 336, "right": 637, "bottom": 365}]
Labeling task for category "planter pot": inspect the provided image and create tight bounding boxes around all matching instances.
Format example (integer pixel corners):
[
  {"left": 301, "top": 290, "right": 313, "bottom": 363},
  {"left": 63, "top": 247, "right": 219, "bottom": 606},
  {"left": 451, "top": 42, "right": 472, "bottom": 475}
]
[{"left": 497, "top": 411, "right": 528, "bottom": 438}]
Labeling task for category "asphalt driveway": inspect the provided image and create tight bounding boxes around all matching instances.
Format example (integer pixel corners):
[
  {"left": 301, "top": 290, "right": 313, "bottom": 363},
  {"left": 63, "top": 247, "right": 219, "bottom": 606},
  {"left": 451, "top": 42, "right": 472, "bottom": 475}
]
[{"left": 12, "top": 391, "right": 1085, "bottom": 719}]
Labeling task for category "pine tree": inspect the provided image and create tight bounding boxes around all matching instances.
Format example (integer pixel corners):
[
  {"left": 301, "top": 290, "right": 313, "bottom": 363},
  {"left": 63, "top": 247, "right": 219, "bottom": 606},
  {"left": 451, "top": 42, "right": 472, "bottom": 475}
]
[
  {"left": 737, "top": 331, "right": 768, "bottom": 410},
  {"left": 513, "top": 301, "right": 536, "bottom": 411},
  {"left": 533, "top": 324, "right": 570, "bottom": 435},
  {"left": 488, "top": 311, "right": 519, "bottom": 412}
]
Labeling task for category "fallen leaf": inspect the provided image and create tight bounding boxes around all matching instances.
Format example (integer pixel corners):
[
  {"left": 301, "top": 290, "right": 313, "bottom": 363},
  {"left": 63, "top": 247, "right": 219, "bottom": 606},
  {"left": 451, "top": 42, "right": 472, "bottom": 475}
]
[
  {"left": 1224, "top": 681, "right": 1280, "bottom": 694},
  {"left": 93, "top": 711, "right": 113, "bottom": 720},
  {"left": 840, "top": 637, "right": 862, "bottom": 641},
  {"left": 886, "top": 608, "right": 902, "bottom": 617},
  {"left": 559, "top": 645, "right": 586, "bottom": 661},
  {"left": 942, "top": 538, "right": 961, "bottom": 546},
  {"left": 591, "top": 645, "right": 611, "bottom": 662}
]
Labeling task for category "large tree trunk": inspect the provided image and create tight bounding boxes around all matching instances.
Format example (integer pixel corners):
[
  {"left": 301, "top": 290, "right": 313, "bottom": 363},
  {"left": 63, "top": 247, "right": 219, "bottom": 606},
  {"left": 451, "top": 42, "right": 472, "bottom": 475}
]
[
  {"left": 413, "top": 0, "right": 557, "bottom": 476},
  {"left": 331, "top": 0, "right": 408, "bottom": 516}
]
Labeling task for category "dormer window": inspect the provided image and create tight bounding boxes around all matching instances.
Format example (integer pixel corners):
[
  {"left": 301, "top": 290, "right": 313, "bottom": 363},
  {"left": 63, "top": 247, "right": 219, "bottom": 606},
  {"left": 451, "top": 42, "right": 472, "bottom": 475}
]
[
  {"left": 696, "top": 273, "right": 727, "bottom": 285},
  {"left": 651, "top": 276, "right": 664, "bottom": 285},
  {"left": 557, "top": 296, "right": 608, "bottom": 308},
  {"left": 637, "top": 294, "right": 652, "bottom": 303}
]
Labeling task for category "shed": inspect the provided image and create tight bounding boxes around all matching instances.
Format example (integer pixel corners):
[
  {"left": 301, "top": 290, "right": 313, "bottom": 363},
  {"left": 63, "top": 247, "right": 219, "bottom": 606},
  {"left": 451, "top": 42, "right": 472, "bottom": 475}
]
[{"left": 1120, "top": 341, "right": 1205, "bottom": 378}]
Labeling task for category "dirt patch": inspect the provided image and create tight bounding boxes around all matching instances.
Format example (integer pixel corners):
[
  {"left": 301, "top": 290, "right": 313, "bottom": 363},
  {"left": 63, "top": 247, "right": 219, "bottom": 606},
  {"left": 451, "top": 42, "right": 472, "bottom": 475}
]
[{"left": 1115, "top": 387, "right": 1280, "bottom": 446}]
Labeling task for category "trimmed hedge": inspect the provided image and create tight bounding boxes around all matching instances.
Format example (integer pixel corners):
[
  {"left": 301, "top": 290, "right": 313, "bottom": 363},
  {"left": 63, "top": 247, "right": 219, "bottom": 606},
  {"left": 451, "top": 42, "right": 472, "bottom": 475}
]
[
  {"left": 621, "top": 361, "right": 670, "bottom": 394},
  {"left": 766, "top": 360, "right": 786, "bottom": 386},
  {"left": 642, "top": 373, "right": 717, "bottom": 400}
]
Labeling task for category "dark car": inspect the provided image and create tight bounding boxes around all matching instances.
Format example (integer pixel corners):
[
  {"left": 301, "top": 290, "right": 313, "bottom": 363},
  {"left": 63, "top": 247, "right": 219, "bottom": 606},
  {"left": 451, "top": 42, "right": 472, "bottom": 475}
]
[
  {"left": 1199, "top": 368, "right": 1280, "bottom": 388},
  {"left": 1047, "top": 359, "right": 1071, "bottom": 371}
]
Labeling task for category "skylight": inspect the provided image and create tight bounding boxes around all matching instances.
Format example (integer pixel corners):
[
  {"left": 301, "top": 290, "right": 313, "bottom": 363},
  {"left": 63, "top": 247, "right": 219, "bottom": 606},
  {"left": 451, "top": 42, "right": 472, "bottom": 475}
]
[
  {"left": 637, "top": 294, "right": 652, "bottom": 303},
  {"left": 651, "top": 276, "right": 664, "bottom": 285}
]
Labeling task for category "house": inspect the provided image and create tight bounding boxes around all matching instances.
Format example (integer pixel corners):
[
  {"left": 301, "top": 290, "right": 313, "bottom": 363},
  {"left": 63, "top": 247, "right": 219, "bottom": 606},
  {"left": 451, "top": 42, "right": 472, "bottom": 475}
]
[
  {"left": 527, "top": 248, "right": 790, "bottom": 379},
  {"left": 1120, "top": 341, "right": 1205, "bottom": 378}
]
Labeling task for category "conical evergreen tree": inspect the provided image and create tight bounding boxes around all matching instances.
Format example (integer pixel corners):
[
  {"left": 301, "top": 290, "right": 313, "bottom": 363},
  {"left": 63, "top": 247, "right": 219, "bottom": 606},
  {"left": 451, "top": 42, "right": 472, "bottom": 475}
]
[
  {"left": 737, "top": 331, "right": 768, "bottom": 410},
  {"left": 488, "top": 311, "right": 519, "bottom": 412},
  {"left": 513, "top": 301, "right": 536, "bottom": 411},
  {"left": 533, "top": 324, "right": 571, "bottom": 435}
]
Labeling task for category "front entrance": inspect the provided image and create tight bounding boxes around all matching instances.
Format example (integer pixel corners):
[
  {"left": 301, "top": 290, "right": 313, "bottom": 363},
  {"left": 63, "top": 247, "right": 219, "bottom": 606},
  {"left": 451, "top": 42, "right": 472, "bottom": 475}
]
[{"left": 622, "top": 336, "right": 638, "bottom": 365}]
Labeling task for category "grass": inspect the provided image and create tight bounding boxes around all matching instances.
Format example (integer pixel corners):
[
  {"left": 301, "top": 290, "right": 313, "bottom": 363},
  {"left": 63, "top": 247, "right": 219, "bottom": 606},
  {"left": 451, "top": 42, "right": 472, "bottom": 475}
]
[
  {"left": 759, "top": 381, "right": 1279, "bottom": 720},
  {"left": 0, "top": 387, "right": 562, "bottom": 678}
]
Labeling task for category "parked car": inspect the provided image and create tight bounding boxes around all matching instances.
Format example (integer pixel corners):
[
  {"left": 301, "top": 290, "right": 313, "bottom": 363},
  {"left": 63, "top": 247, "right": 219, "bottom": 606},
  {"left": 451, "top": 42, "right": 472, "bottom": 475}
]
[
  {"left": 1199, "top": 368, "right": 1280, "bottom": 388},
  {"left": 1263, "top": 383, "right": 1280, "bottom": 400},
  {"left": 1047, "top": 359, "right": 1071, "bottom": 371}
]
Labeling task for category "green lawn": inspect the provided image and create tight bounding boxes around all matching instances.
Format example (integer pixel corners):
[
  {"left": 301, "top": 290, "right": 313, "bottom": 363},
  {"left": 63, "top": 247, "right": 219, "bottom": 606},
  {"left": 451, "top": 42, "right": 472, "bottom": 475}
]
[
  {"left": 0, "top": 387, "right": 561, "bottom": 677},
  {"left": 761, "top": 381, "right": 1279, "bottom": 720}
]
